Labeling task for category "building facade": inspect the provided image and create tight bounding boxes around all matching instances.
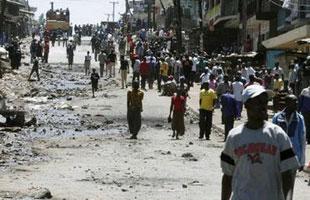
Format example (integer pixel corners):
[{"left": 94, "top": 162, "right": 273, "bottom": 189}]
[{"left": 0, "top": 0, "right": 35, "bottom": 44}]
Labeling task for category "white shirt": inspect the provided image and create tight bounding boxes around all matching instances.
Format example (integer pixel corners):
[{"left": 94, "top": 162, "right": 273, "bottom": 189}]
[
  {"left": 272, "top": 67, "right": 284, "bottom": 77},
  {"left": 133, "top": 59, "right": 140, "bottom": 72},
  {"left": 221, "top": 122, "right": 299, "bottom": 200},
  {"left": 247, "top": 67, "right": 256, "bottom": 80},
  {"left": 232, "top": 81, "right": 244, "bottom": 102},
  {"left": 192, "top": 57, "right": 198, "bottom": 72},
  {"left": 200, "top": 72, "right": 210, "bottom": 85},
  {"left": 174, "top": 60, "right": 182, "bottom": 75},
  {"left": 212, "top": 65, "right": 218, "bottom": 76}
]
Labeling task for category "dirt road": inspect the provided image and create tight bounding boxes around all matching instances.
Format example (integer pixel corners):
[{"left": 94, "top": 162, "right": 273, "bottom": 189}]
[{"left": 0, "top": 39, "right": 309, "bottom": 200}]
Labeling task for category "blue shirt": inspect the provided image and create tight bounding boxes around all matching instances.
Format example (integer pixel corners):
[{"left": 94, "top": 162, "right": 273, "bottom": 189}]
[
  {"left": 299, "top": 87, "right": 310, "bottom": 113},
  {"left": 272, "top": 110, "right": 306, "bottom": 166},
  {"left": 221, "top": 93, "right": 237, "bottom": 118}
]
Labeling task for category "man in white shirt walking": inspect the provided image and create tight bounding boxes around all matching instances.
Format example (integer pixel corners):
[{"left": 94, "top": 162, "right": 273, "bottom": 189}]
[
  {"left": 221, "top": 85, "right": 299, "bottom": 200},
  {"left": 232, "top": 76, "right": 244, "bottom": 119}
]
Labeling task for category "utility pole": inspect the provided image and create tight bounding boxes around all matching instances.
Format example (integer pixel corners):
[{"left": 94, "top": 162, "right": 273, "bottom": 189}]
[
  {"left": 174, "top": 0, "right": 183, "bottom": 54},
  {"left": 198, "top": 0, "right": 203, "bottom": 52},
  {"left": 153, "top": 3, "right": 156, "bottom": 29},
  {"left": 147, "top": 0, "right": 152, "bottom": 29},
  {"left": 110, "top": 1, "right": 119, "bottom": 22},
  {"left": 105, "top": 14, "right": 111, "bottom": 22},
  {"left": 241, "top": 0, "right": 247, "bottom": 52}
]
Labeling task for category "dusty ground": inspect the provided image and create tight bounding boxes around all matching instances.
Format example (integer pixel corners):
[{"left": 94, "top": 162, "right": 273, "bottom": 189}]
[{"left": 0, "top": 38, "right": 309, "bottom": 200}]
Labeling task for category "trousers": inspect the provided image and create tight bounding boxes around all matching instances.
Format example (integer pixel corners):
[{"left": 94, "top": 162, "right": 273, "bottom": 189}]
[
  {"left": 199, "top": 109, "right": 213, "bottom": 139},
  {"left": 223, "top": 115, "right": 234, "bottom": 141},
  {"left": 127, "top": 108, "right": 142, "bottom": 136},
  {"left": 121, "top": 70, "right": 127, "bottom": 88}
]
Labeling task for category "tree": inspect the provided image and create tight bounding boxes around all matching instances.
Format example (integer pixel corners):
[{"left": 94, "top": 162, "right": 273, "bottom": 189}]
[{"left": 38, "top": 13, "right": 45, "bottom": 26}]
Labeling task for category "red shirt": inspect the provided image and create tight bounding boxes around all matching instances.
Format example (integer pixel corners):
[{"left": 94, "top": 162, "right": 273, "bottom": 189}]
[
  {"left": 172, "top": 96, "right": 186, "bottom": 113},
  {"left": 140, "top": 61, "right": 149, "bottom": 75}
]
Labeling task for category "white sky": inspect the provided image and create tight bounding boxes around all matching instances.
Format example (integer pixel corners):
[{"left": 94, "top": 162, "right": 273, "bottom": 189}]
[{"left": 28, "top": 0, "right": 126, "bottom": 25}]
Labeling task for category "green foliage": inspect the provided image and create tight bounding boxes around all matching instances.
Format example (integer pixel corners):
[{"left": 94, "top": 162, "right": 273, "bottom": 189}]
[{"left": 38, "top": 13, "right": 45, "bottom": 26}]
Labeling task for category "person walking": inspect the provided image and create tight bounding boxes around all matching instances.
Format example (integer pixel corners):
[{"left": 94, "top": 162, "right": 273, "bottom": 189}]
[
  {"left": 84, "top": 51, "right": 91, "bottom": 76},
  {"left": 168, "top": 88, "right": 186, "bottom": 140},
  {"left": 28, "top": 57, "right": 40, "bottom": 81},
  {"left": 182, "top": 55, "right": 193, "bottom": 87},
  {"left": 272, "top": 94, "right": 306, "bottom": 200},
  {"left": 108, "top": 50, "right": 117, "bottom": 77},
  {"left": 140, "top": 57, "right": 149, "bottom": 90},
  {"left": 63, "top": 32, "right": 68, "bottom": 47},
  {"left": 57, "top": 30, "right": 61, "bottom": 46},
  {"left": 36, "top": 40, "right": 43, "bottom": 62},
  {"left": 119, "top": 55, "right": 129, "bottom": 89},
  {"left": 127, "top": 81, "right": 144, "bottom": 139},
  {"left": 221, "top": 91, "right": 237, "bottom": 141},
  {"left": 299, "top": 86, "right": 310, "bottom": 144},
  {"left": 232, "top": 76, "right": 244, "bottom": 119},
  {"left": 132, "top": 56, "right": 141, "bottom": 83},
  {"left": 221, "top": 85, "right": 299, "bottom": 200},
  {"left": 66, "top": 42, "right": 74, "bottom": 70},
  {"left": 98, "top": 50, "right": 107, "bottom": 77},
  {"left": 90, "top": 68, "right": 100, "bottom": 98},
  {"left": 30, "top": 39, "right": 37, "bottom": 63},
  {"left": 159, "top": 57, "right": 169, "bottom": 92},
  {"left": 199, "top": 82, "right": 217, "bottom": 140},
  {"left": 43, "top": 41, "right": 49, "bottom": 64},
  {"left": 51, "top": 32, "right": 56, "bottom": 47}
]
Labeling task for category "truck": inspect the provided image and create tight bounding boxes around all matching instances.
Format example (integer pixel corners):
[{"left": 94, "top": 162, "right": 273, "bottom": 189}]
[{"left": 45, "top": 2, "right": 70, "bottom": 33}]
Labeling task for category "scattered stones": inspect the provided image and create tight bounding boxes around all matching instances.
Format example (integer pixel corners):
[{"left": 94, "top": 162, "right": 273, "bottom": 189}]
[
  {"left": 188, "top": 180, "right": 204, "bottom": 186},
  {"left": 105, "top": 120, "right": 113, "bottom": 125},
  {"left": 181, "top": 153, "right": 194, "bottom": 158},
  {"left": 182, "top": 184, "right": 188, "bottom": 188},
  {"left": 155, "top": 124, "right": 164, "bottom": 128},
  {"left": 181, "top": 152, "right": 198, "bottom": 161},
  {"left": 66, "top": 96, "right": 72, "bottom": 101},
  {"left": 81, "top": 105, "right": 89, "bottom": 109},
  {"left": 33, "top": 188, "right": 52, "bottom": 199},
  {"left": 4, "top": 142, "right": 13, "bottom": 147}
]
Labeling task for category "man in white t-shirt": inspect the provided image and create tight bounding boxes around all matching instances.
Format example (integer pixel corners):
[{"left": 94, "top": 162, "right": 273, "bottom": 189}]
[
  {"left": 272, "top": 62, "right": 285, "bottom": 80},
  {"left": 246, "top": 64, "right": 256, "bottom": 82},
  {"left": 200, "top": 67, "right": 210, "bottom": 87},
  {"left": 221, "top": 85, "right": 299, "bottom": 200},
  {"left": 232, "top": 76, "right": 244, "bottom": 119},
  {"left": 173, "top": 57, "right": 182, "bottom": 82}
]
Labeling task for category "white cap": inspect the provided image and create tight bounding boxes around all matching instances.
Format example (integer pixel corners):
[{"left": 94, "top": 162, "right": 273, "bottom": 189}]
[{"left": 242, "top": 85, "right": 267, "bottom": 103}]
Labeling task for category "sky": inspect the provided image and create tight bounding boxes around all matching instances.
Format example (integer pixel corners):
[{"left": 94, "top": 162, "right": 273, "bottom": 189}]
[{"left": 28, "top": 0, "right": 126, "bottom": 25}]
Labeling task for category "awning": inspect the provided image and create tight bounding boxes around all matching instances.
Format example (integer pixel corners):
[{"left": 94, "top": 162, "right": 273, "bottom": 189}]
[
  {"left": 214, "top": 15, "right": 239, "bottom": 27},
  {"left": 19, "top": 9, "right": 35, "bottom": 15},
  {"left": 7, "top": 0, "right": 25, "bottom": 7},
  {"left": 225, "top": 52, "right": 258, "bottom": 58},
  {"left": 262, "top": 25, "right": 310, "bottom": 49},
  {"left": 296, "top": 38, "right": 310, "bottom": 45}
]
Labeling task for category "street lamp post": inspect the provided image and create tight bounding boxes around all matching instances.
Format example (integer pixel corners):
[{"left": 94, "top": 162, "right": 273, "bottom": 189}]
[
  {"left": 174, "top": 0, "right": 182, "bottom": 55},
  {"left": 198, "top": 0, "right": 203, "bottom": 52},
  {"left": 110, "top": 1, "right": 119, "bottom": 22}
]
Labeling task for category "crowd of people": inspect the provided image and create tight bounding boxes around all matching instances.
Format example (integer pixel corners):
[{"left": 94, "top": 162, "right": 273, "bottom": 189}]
[
  {"left": 120, "top": 28, "right": 310, "bottom": 199},
  {"left": 2, "top": 23, "right": 309, "bottom": 200}
]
